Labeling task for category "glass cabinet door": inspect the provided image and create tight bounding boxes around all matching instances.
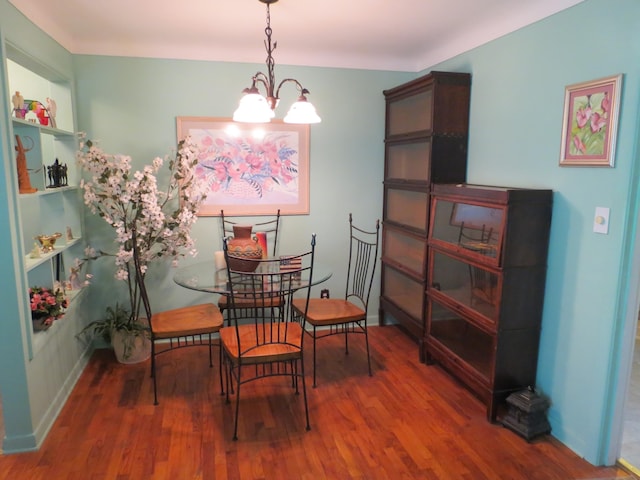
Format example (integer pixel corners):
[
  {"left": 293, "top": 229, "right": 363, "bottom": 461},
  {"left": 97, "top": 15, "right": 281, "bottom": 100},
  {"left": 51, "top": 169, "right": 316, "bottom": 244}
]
[
  {"left": 383, "top": 227, "right": 426, "bottom": 277},
  {"left": 385, "top": 139, "right": 431, "bottom": 183},
  {"left": 382, "top": 266, "right": 424, "bottom": 321},
  {"left": 384, "top": 187, "right": 429, "bottom": 232},
  {"left": 427, "top": 299, "right": 494, "bottom": 381},
  {"left": 429, "top": 250, "right": 500, "bottom": 330},
  {"left": 387, "top": 89, "right": 433, "bottom": 136},
  {"left": 430, "top": 197, "right": 504, "bottom": 265}
]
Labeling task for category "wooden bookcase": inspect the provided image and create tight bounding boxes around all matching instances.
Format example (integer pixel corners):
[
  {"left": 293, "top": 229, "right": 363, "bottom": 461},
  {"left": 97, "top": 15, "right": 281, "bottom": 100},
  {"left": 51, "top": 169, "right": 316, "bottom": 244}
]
[
  {"left": 424, "top": 183, "right": 552, "bottom": 421},
  {"left": 379, "top": 71, "right": 471, "bottom": 353}
]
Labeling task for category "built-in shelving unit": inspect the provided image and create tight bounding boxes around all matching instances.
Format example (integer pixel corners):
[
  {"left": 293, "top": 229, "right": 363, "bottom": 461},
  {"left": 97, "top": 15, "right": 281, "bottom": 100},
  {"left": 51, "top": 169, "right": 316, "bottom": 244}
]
[{"left": 6, "top": 42, "right": 84, "bottom": 351}]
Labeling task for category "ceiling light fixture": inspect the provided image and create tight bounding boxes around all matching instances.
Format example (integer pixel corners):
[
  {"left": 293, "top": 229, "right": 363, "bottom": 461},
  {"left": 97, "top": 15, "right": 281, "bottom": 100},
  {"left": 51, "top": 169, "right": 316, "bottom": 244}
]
[{"left": 233, "top": 0, "right": 321, "bottom": 124}]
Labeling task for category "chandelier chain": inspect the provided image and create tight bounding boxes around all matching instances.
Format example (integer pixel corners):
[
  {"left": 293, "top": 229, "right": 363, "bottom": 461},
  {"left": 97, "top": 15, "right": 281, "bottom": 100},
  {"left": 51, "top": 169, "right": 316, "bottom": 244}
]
[{"left": 264, "top": 4, "right": 276, "bottom": 94}]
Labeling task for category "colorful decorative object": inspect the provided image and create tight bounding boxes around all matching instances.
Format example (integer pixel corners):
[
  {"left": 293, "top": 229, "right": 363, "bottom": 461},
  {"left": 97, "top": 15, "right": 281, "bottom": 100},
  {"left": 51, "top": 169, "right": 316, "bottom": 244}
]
[
  {"left": 255, "top": 232, "right": 268, "bottom": 258},
  {"left": 35, "top": 232, "right": 62, "bottom": 252},
  {"left": 226, "top": 225, "right": 262, "bottom": 272},
  {"left": 559, "top": 74, "right": 622, "bottom": 167},
  {"left": 13, "top": 98, "right": 52, "bottom": 126},
  {"left": 177, "top": 116, "right": 309, "bottom": 216},
  {"left": 14, "top": 134, "right": 37, "bottom": 193},
  {"left": 29, "top": 285, "right": 68, "bottom": 330}
]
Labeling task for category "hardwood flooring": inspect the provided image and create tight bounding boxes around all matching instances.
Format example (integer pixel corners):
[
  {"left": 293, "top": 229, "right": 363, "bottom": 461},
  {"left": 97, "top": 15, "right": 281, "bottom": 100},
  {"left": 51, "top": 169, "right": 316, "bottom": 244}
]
[{"left": 0, "top": 325, "right": 633, "bottom": 479}]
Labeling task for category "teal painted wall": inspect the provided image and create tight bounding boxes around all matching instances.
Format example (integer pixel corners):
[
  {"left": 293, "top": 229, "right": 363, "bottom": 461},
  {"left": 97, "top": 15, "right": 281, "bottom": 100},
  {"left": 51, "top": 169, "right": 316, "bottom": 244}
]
[
  {"left": 72, "top": 54, "right": 409, "bottom": 322},
  {"left": 431, "top": 0, "right": 640, "bottom": 464}
]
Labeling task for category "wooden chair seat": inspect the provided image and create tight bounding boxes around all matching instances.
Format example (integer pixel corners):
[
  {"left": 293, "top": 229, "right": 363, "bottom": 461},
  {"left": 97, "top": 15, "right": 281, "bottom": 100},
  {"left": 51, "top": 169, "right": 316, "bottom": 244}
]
[
  {"left": 220, "top": 322, "right": 303, "bottom": 364},
  {"left": 292, "top": 298, "right": 364, "bottom": 326},
  {"left": 152, "top": 303, "right": 224, "bottom": 339}
]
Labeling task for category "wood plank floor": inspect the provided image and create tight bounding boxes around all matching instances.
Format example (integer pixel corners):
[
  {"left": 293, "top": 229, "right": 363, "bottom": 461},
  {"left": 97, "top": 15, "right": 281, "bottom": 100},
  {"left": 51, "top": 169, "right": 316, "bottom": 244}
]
[{"left": 0, "top": 325, "right": 633, "bottom": 479}]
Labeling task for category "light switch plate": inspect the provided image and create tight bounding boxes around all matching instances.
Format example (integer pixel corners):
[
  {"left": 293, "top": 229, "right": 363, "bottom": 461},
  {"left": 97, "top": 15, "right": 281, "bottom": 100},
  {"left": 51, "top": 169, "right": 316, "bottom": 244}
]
[{"left": 593, "top": 207, "right": 610, "bottom": 234}]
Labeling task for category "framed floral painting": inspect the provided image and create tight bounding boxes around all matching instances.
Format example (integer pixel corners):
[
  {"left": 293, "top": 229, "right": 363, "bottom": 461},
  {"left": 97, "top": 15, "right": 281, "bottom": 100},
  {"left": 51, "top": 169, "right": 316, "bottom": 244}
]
[
  {"left": 177, "top": 117, "right": 309, "bottom": 216},
  {"left": 559, "top": 74, "right": 622, "bottom": 167}
]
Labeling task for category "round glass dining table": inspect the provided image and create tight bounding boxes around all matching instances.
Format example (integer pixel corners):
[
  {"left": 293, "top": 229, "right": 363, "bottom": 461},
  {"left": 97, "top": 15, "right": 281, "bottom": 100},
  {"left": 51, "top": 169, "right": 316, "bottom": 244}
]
[{"left": 173, "top": 260, "right": 332, "bottom": 294}]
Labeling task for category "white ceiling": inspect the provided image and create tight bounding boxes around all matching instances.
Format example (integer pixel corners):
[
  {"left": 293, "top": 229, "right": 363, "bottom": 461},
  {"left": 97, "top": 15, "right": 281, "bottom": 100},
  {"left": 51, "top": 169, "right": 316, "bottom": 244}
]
[{"left": 9, "top": 0, "right": 584, "bottom": 72}]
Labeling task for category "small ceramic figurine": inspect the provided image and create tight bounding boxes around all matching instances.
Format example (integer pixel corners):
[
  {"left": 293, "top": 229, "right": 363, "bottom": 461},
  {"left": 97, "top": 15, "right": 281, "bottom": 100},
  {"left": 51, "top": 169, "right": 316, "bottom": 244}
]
[
  {"left": 12, "top": 91, "right": 24, "bottom": 118},
  {"left": 46, "top": 97, "right": 57, "bottom": 128},
  {"left": 66, "top": 226, "right": 73, "bottom": 241},
  {"left": 29, "top": 242, "right": 41, "bottom": 259}
]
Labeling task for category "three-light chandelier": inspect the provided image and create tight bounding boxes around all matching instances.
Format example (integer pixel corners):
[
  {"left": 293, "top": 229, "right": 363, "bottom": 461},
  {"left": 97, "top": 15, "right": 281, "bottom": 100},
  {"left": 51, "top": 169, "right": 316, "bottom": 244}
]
[{"left": 232, "top": 0, "right": 321, "bottom": 124}]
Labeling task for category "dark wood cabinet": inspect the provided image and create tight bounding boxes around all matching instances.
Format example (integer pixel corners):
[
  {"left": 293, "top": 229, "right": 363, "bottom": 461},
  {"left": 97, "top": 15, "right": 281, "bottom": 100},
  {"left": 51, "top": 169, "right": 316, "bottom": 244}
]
[
  {"left": 379, "top": 71, "right": 471, "bottom": 348},
  {"left": 424, "top": 183, "right": 553, "bottom": 421}
]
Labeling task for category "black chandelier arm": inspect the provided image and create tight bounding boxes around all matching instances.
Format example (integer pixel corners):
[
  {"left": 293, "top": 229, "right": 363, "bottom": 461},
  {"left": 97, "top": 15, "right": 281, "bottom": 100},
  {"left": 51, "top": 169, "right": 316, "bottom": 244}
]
[
  {"left": 251, "top": 72, "right": 273, "bottom": 95},
  {"left": 275, "top": 78, "right": 309, "bottom": 100}
]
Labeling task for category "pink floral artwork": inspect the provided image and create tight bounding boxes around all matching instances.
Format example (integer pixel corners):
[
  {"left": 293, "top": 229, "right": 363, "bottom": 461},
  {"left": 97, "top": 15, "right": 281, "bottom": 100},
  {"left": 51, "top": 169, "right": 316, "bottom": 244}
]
[
  {"left": 560, "top": 74, "right": 622, "bottom": 167},
  {"left": 177, "top": 118, "right": 310, "bottom": 215}
]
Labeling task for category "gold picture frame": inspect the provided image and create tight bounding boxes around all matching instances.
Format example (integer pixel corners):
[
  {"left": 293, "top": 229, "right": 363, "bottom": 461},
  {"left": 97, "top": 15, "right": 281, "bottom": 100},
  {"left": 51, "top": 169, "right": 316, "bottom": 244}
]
[{"left": 559, "top": 74, "right": 622, "bottom": 167}]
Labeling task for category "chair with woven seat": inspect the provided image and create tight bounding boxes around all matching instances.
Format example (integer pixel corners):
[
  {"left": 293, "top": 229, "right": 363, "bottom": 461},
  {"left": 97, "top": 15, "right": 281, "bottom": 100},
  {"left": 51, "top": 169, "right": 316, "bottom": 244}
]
[
  {"left": 218, "top": 209, "right": 281, "bottom": 322},
  {"left": 220, "top": 234, "right": 316, "bottom": 441},
  {"left": 132, "top": 227, "right": 225, "bottom": 405},
  {"left": 293, "top": 214, "right": 379, "bottom": 387}
]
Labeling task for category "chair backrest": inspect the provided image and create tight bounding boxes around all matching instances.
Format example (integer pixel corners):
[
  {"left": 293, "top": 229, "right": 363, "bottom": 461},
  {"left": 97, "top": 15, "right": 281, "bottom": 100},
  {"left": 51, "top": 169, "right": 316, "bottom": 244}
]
[
  {"left": 223, "top": 234, "right": 316, "bottom": 356},
  {"left": 220, "top": 209, "right": 281, "bottom": 257},
  {"left": 345, "top": 214, "right": 380, "bottom": 313}
]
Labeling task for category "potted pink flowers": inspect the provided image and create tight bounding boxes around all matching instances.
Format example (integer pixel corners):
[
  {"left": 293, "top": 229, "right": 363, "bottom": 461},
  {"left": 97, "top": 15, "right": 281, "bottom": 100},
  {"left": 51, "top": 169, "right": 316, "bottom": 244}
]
[{"left": 30, "top": 286, "right": 68, "bottom": 331}]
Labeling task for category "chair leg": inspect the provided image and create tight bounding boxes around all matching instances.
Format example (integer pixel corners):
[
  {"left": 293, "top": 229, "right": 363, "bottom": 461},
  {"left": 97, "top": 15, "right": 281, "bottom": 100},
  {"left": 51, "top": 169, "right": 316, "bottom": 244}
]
[
  {"left": 208, "top": 334, "right": 213, "bottom": 368},
  {"left": 364, "top": 323, "right": 372, "bottom": 377},
  {"left": 312, "top": 325, "right": 318, "bottom": 388},
  {"left": 344, "top": 323, "right": 350, "bottom": 355},
  {"left": 300, "top": 357, "right": 311, "bottom": 431},
  {"left": 151, "top": 341, "right": 159, "bottom": 406},
  {"left": 218, "top": 341, "right": 225, "bottom": 396},
  {"left": 232, "top": 364, "right": 241, "bottom": 441}
]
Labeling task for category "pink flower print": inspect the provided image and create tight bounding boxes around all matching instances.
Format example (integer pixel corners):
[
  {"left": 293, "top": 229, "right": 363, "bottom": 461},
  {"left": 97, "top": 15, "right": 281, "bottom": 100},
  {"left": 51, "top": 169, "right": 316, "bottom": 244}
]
[
  {"left": 576, "top": 106, "right": 592, "bottom": 128},
  {"left": 245, "top": 153, "right": 264, "bottom": 175},
  {"left": 590, "top": 112, "right": 606, "bottom": 133},
  {"left": 601, "top": 92, "right": 610, "bottom": 115},
  {"left": 573, "top": 135, "right": 586, "bottom": 154},
  {"left": 213, "top": 163, "right": 227, "bottom": 182},
  {"left": 202, "top": 135, "right": 213, "bottom": 147}
]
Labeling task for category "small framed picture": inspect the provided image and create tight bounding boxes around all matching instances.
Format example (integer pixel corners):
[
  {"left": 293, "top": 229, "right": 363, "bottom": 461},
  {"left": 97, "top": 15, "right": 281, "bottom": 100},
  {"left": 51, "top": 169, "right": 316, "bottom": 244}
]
[{"left": 559, "top": 74, "right": 622, "bottom": 167}]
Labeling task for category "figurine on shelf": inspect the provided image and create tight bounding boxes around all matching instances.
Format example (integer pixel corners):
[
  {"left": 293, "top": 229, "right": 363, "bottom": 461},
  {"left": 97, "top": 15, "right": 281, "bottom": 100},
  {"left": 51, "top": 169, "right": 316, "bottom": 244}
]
[
  {"left": 12, "top": 91, "right": 24, "bottom": 118},
  {"left": 46, "top": 97, "right": 57, "bottom": 128},
  {"left": 15, "top": 134, "right": 37, "bottom": 194},
  {"left": 66, "top": 226, "right": 73, "bottom": 241},
  {"left": 46, "top": 158, "right": 68, "bottom": 188},
  {"left": 29, "top": 243, "right": 41, "bottom": 259}
]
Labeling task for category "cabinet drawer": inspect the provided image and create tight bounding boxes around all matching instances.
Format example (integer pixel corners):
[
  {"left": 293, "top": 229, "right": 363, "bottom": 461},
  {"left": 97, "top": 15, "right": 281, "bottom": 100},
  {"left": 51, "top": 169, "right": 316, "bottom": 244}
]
[
  {"left": 382, "top": 227, "right": 426, "bottom": 277},
  {"left": 385, "top": 139, "right": 431, "bottom": 183},
  {"left": 384, "top": 187, "right": 429, "bottom": 232},
  {"left": 381, "top": 266, "right": 424, "bottom": 321},
  {"left": 427, "top": 299, "right": 494, "bottom": 382},
  {"left": 387, "top": 89, "right": 433, "bottom": 136},
  {"left": 429, "top": 250, "right": 500, "bottom": 329}
]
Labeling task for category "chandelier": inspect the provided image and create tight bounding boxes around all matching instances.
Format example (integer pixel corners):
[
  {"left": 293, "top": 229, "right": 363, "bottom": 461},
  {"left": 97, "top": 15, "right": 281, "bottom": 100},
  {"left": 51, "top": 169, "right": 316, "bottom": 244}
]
[{"left": 232, "top": 0, "right": 321, "bottom": 124}]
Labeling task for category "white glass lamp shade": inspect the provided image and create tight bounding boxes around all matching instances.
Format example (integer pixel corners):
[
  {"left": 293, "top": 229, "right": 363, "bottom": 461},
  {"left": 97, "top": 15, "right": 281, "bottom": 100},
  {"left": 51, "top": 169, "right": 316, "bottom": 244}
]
[
  {"left": 283, "top": 98, "right": 321, "bottom": 124},
  {"left": 233, "top": 92, "right": 274, "bottom": 123}
]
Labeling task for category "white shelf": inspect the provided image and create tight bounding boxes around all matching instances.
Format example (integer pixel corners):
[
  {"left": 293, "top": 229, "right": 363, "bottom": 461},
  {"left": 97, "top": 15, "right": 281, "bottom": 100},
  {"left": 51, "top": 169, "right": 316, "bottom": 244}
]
[
  {"left": 12, "top": 118, "right": 74, "bottom": 137},
  {"left": 19, "top": 185, "right": 79, "bottom": 198},
  {"left": 24, "top": 237, "right": 82, "bottom": 271}
]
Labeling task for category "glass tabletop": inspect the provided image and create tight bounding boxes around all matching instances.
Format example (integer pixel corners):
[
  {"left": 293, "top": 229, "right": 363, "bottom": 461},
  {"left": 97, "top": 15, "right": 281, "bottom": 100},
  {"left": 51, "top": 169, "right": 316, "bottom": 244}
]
[{"left": 173, "top": 260, "right": 332, "bottom": 294}]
